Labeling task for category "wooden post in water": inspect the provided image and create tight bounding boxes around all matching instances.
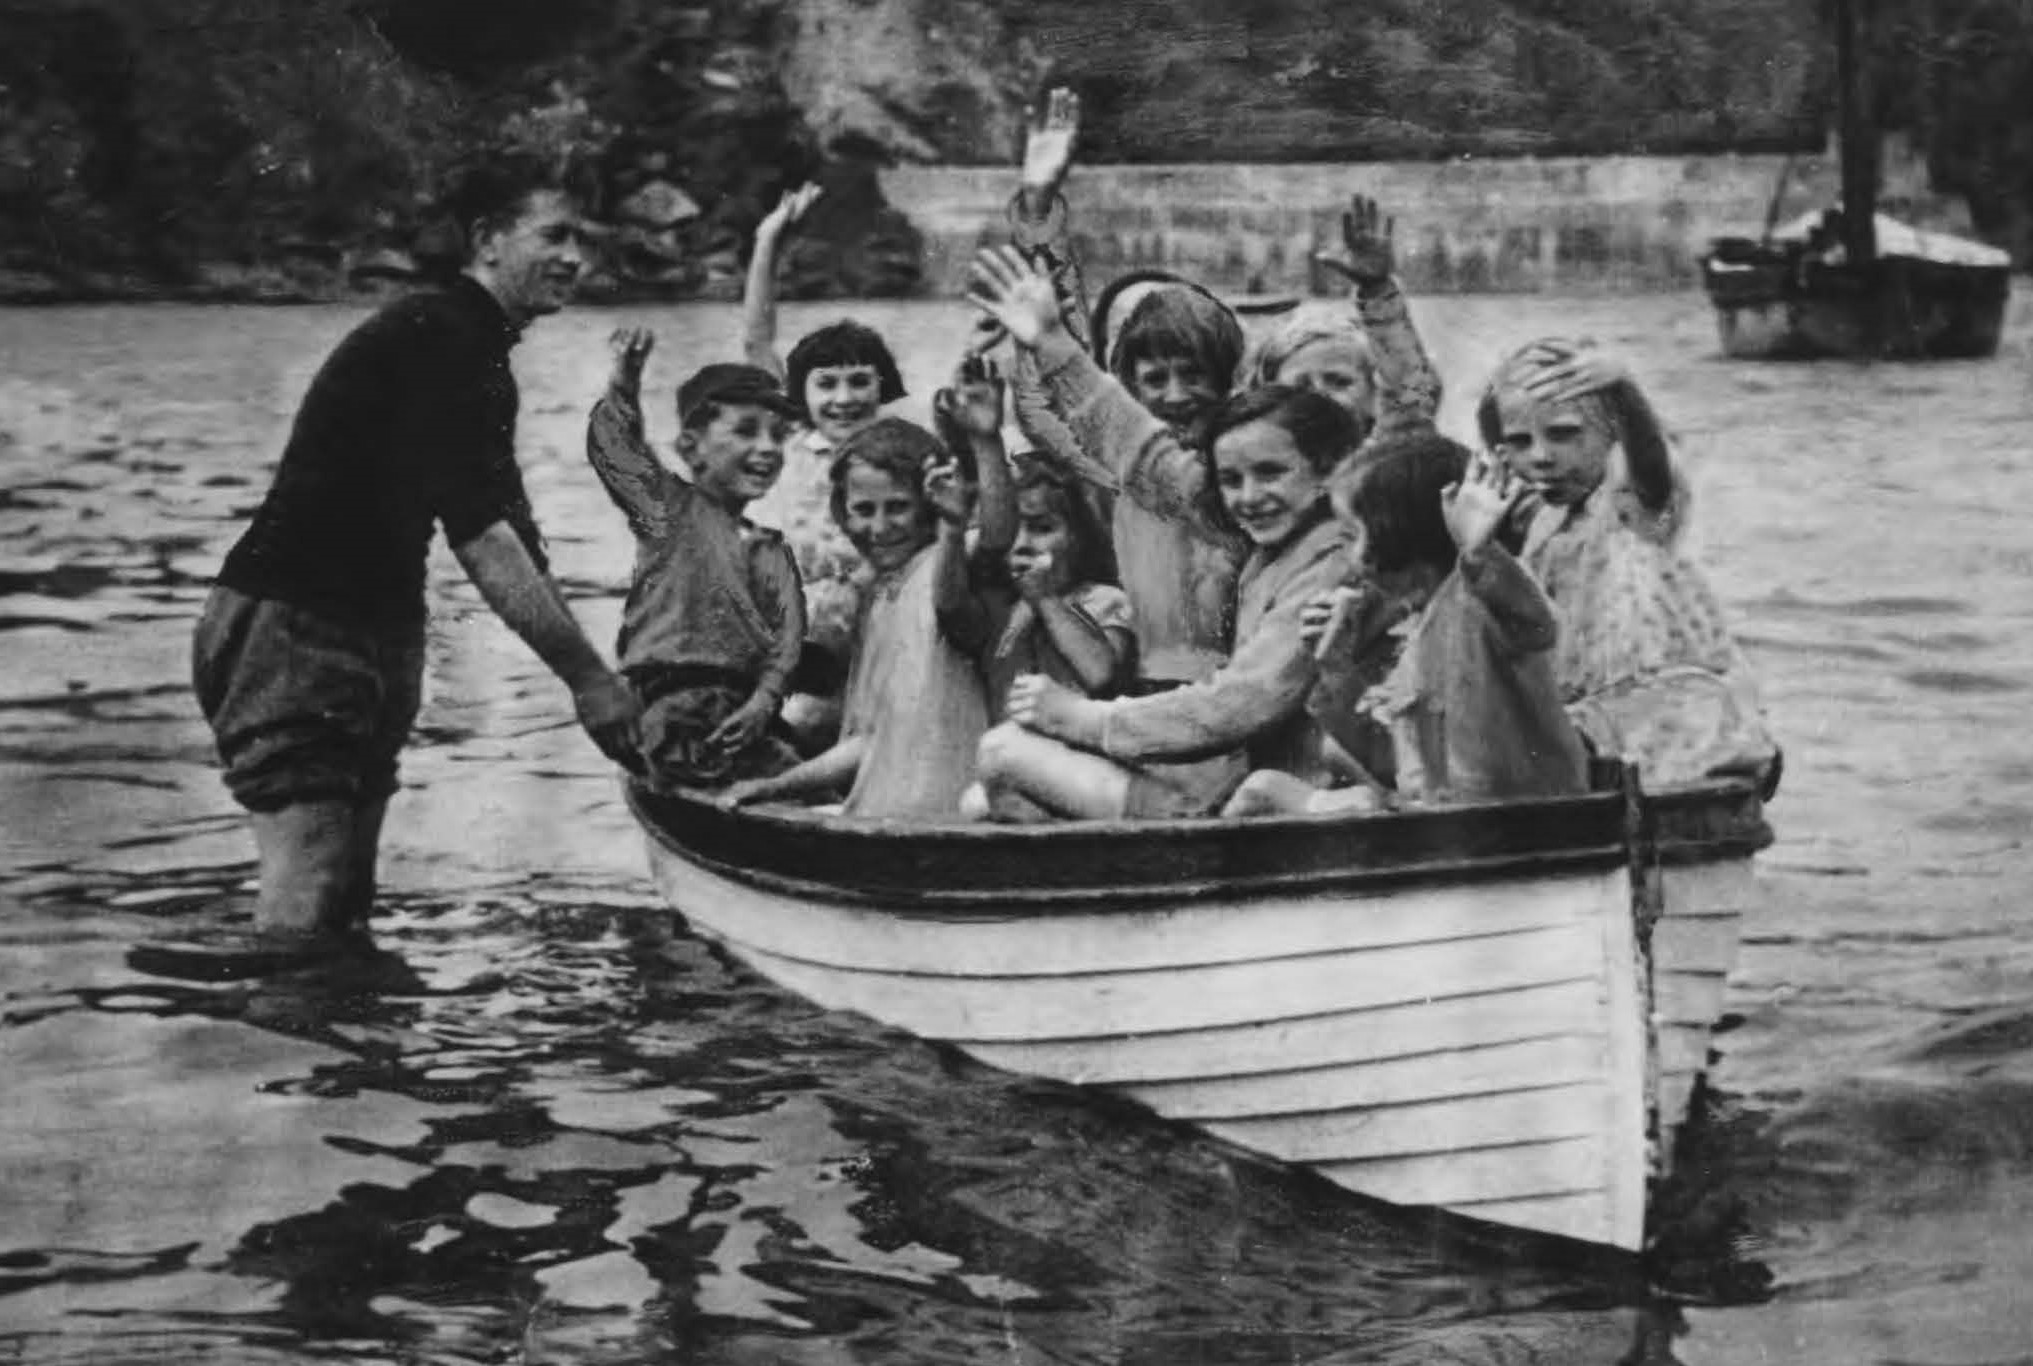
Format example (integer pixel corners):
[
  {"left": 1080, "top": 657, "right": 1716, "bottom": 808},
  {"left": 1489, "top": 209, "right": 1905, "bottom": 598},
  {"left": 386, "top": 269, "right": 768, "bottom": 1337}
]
[{"left": 1835, "top": 0, "right": 1878, "bottom": 267}]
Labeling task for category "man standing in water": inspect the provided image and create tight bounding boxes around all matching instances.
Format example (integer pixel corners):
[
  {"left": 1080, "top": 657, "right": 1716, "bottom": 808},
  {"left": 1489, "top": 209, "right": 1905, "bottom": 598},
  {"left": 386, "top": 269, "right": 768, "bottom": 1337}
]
[{"left": 190, "top": 155, "right": 642, "bottom": 956}]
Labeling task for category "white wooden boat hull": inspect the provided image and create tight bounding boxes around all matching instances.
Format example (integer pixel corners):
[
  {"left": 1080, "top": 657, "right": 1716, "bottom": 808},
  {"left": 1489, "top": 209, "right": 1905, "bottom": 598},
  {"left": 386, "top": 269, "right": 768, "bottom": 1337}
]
[
  {"left": 630, "top": 780, "right": 1768, "bottom": 1253},
  {"left": 644, "top": 837, "right": 1661, "bottom": 1248}
]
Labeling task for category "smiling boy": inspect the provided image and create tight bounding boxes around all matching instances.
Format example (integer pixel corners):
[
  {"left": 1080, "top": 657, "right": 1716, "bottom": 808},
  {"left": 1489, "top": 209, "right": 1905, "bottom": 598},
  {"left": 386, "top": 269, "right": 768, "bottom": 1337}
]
[{"left": 585, "top": 332, "right": 806, "bottom": 788}]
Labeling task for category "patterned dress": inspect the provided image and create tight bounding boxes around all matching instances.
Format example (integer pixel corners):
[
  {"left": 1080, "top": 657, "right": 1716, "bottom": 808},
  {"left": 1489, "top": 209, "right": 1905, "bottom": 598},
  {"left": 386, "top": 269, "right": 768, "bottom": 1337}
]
[{"left": 1522, "top": 467, "right": 1778, "bottom": 790}]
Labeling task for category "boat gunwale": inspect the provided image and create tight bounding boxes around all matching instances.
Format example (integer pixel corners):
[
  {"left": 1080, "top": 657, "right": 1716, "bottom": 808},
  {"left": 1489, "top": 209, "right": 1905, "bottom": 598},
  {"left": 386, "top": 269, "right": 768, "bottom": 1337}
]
[{"left": 628, "top": 778, "right": 1770, "bottom": 914}]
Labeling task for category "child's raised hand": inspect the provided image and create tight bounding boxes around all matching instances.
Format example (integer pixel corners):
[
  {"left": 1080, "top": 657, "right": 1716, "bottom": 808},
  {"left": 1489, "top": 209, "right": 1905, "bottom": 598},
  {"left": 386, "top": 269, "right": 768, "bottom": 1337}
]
[
  {"left": 608, "top": 326, "right": 655, "bottom": 388},
  {"left": 1300, "top": 584, "right": 1372, "bottom": 659},
  {"left": 967, "top": 246, "right": 1062, "bottom": 350},
  {"left": 923, "top": 456, "right": 977, "bottom": 527},
  {"left": 759, "top": 183, "right": 822, "bottom": 238},
  {"left": 1315, "top": 194, "right": 1395, "bottom": 291},
  {"left": 1020, "top": 87, "right": 1082, "bottom": 214},
  {"left": 1441, "top": 451, "right": 1525, "bottom": 557},
  {"left": 1519, "top": 340, "right": 1630, "bottom": 406},
  {"left": 964, "top": 315, "right": 1008, "bottom": 361},
  {"left": 935, "top": 355, "right": 1006, "bottom": 440}
]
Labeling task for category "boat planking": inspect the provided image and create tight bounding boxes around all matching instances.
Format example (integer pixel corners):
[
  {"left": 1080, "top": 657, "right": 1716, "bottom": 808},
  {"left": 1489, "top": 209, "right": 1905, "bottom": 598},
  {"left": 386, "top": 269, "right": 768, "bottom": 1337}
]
[{"left": 629, "top": 775, "right": 1771, "bottom": 1252}]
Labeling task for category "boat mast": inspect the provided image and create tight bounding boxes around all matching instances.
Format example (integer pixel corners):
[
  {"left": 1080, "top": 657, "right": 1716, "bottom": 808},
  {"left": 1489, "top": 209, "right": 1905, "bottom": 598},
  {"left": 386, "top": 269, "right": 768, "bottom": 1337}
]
[{"left": 1835, "top": 0, "right": 1878, "bottom": 264}]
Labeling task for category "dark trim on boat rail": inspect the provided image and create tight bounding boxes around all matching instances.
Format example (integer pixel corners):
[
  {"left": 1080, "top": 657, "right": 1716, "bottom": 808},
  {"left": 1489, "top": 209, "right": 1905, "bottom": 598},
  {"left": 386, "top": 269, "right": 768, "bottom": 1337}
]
[{"left": 627, "top": 779, "right": 1771, "bottom": 914}]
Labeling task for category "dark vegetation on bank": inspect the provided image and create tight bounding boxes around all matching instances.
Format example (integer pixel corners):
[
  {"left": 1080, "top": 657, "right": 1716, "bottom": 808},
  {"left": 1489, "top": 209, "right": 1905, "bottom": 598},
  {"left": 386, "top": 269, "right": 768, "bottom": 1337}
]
[{"left": 2, "top": 0, "right": 2029, "bottom": 303}]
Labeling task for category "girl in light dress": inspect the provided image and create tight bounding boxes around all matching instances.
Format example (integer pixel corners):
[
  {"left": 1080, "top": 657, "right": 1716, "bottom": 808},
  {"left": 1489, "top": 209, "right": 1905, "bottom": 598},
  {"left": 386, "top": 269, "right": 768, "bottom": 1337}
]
[
  {"left": 926, "top": 355, "right": 1134, "bottom": 820},
  {"left": 724, "top": 417, "right": 990, "bottom": 819},
  {"left": 1478, "top": 338, "right": 1778, "bottom": 792}
]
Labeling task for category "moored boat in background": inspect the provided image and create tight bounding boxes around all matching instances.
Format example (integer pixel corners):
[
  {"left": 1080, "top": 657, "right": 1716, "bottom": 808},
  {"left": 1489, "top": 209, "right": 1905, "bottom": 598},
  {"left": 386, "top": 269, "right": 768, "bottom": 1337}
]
[
  {"left": 1701, "top": 210, "right": 2011, "bottom": 360},
  {"left": 629, "top": 773, "right": 1771, "bottom": 1253},
  {"left": 1697, "top": 0, "right": 2011, "bottom": 361}
]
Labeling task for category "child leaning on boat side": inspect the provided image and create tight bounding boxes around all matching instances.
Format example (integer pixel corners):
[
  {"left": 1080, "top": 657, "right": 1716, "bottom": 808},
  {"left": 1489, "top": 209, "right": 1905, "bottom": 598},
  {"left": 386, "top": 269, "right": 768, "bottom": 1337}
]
[
  {"left": 1244, "top": 193, "right": 1443, "bottom": 448},
  {"left": 928, "top": 356, "right": 1133, "bottom": 813},
  {"left": 737, "top": 183, "right": 911, "bottom": 747},
  {"left": 724, "top": 417, "right": 991, "bottom": 819},
  {"left": 1000, "top": 89, "right": 1248, "bottom": 692},
  {"left": 1228, "top": 434, "right": 1589, "bottom": 816},
  {"left": 1477, "top": 339, "right": 1779, "bottom": 793},
  {"left": 584, "top": 330, "right": 805, "bottom": 789}
]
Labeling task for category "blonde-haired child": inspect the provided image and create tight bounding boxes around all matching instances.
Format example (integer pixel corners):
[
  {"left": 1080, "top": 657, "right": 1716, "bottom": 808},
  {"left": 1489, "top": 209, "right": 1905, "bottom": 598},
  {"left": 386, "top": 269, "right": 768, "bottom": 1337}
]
[{"left": 1477, "top": 338, "right": 1777, "bottom": 792}]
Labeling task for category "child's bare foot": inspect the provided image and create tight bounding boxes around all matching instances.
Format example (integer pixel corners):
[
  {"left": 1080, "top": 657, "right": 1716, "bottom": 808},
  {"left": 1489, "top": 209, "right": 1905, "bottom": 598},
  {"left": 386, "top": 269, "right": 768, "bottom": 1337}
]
[{"left": 1221, "top": 769, "right": 1318, "bottom": 817}]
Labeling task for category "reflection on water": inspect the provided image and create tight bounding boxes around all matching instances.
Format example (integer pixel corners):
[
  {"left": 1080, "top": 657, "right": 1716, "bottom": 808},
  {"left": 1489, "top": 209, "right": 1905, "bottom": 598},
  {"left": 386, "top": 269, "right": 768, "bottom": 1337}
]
[{"left": 4, "top": 293, "right": 2033, "bottom": 1363}]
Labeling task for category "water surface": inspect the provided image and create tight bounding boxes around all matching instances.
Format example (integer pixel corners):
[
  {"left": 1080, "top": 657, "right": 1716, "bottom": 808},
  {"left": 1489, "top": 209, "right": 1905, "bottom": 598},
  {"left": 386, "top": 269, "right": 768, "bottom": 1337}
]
[{"left": 4, "top": 294, "right": 2033, "bottom": 1363}]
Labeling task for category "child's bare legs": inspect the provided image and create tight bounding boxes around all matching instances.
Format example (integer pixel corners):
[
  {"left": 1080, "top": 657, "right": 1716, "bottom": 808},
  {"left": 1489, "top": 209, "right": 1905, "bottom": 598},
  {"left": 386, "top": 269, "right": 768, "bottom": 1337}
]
[
  {"left": 779, "top": 693, "right": 841, "bottom": 756},
  {"left": 1220, "top": 770, "right": 1318, "bottom": 817},
  {"left": 957, "top": 779, "right": 1057, "bottom": 824},
  {"left": 1224, "top": 771, "right": 1387, "bottom": 818},
  {"left": 975, "top": 722, "right": 1131, "bottom": 820},
  {"left": 1306, "top": 785, "right": 1384, "bottom": 814}
]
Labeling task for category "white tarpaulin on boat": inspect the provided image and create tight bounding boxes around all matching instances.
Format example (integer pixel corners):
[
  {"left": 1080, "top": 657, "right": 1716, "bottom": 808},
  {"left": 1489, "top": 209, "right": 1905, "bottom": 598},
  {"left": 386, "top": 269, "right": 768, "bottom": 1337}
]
[{"left": 1773, "top": 209, "right": 2011, "bottom": 267}]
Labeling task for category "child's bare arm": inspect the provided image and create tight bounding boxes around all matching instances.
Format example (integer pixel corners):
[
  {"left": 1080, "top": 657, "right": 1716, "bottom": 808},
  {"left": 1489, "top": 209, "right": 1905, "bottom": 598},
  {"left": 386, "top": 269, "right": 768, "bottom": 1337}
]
[
  {"left": 936, "top": 356, "right": 1018, "bottom": 551},
  {"left": 1030, "top": 592, "right": 1130, "bottom": 696},
  {"left": 926, "top": 459, "right": 995, "bottom": 653},
  {"left": 740, "top": 185, "right": 821, "bottom": 380},
  {"left": 1012, "top": 87, "right": 1093, "bottom": 352},
  {"left": 725, "top": 735, "right": 867, "bottom": 806},
  {"left": 586, "top": 327, "right": 672, "bottom": 542}
]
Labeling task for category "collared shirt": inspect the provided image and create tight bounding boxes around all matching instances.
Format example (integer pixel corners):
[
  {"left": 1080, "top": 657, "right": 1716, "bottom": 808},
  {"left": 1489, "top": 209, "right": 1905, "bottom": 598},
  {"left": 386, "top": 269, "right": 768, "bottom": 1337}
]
[
  {"left": 217, "top": 275, "right": 545, "bottom": 627},
  {"left": 585, "top": 382, "right": 804, "bottom": 700}
]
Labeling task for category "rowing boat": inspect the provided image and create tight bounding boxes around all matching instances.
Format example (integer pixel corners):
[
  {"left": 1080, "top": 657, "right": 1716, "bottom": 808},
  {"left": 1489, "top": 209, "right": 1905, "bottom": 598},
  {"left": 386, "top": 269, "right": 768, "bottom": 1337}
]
[{"left": 628, "top": 772, "right": 1770, "bottom": 1251}]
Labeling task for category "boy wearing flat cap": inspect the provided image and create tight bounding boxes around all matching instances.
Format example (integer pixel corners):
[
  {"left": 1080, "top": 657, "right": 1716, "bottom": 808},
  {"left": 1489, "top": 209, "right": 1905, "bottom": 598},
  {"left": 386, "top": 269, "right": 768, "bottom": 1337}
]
[{"left": 586, "top": 329, "right": 807, "bottom": 787}]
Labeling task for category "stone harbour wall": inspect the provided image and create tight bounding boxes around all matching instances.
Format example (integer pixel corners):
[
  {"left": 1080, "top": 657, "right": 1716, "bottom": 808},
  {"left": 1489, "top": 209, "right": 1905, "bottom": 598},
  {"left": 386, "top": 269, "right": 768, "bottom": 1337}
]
[{"left": 884, "top": 138, "right": 1976, "bottom": 297}]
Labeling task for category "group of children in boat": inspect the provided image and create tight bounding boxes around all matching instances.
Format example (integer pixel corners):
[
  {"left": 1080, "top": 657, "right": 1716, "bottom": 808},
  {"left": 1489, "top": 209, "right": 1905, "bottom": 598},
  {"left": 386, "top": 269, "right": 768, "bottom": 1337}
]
[{"left": 587, "top": 90, "right": 1778, "bottom": 824}]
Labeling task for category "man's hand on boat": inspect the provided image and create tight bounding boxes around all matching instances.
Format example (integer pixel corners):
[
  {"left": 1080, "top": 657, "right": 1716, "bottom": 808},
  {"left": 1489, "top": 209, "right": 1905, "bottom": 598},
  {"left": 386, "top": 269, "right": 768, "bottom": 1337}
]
[
  {"left": 1007, "top": 672, "right": 1105, "bottom": 748},
  {"left": 968, "top": 248, "right": 1063, "bottom": 351},
  {"left": 573, "top": 670, "right": 645, "bottom": 773}
]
